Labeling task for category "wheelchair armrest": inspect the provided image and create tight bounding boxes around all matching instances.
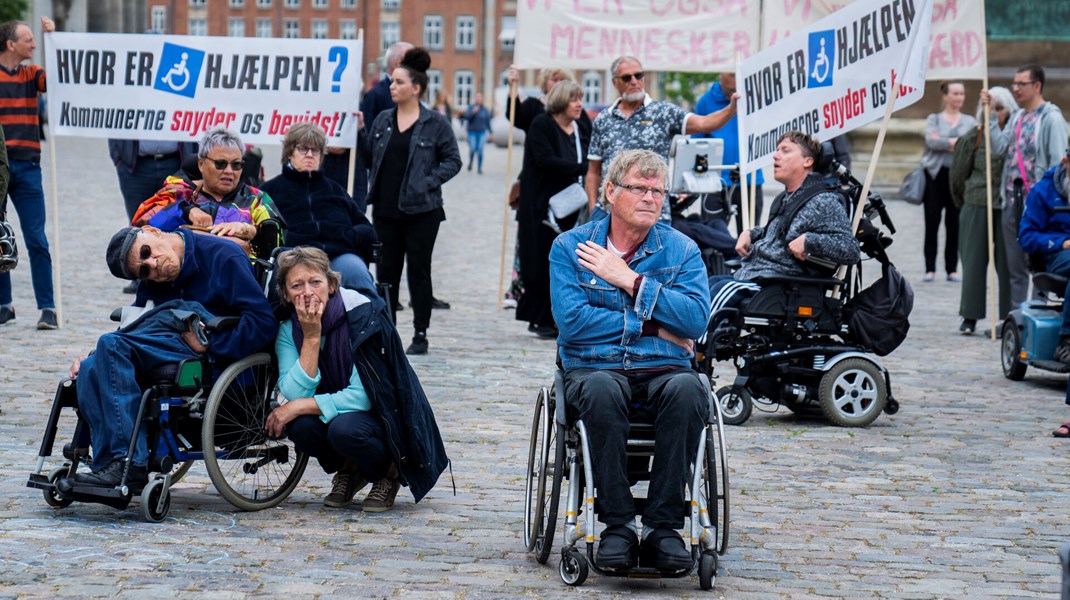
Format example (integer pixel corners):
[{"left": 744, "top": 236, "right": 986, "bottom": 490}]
[
  {"left": 724, "top": 259, "right": 741, "bottom": 271},
  {"left": 205, "top": 316, "right": 241, "bottom": 332}
]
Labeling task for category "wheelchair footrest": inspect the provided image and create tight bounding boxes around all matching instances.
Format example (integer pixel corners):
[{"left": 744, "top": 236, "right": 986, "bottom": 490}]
[
  {"left": 26, "top": 472, "right": 50, "bottom": 490},
  {"left": 1029, "top": 359, "right": 1070, "bottom": 373}
]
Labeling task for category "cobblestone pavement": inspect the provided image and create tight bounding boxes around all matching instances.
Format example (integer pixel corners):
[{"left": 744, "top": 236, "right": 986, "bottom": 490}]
[{"left": 0, "top": 137, "right": 1066, "bottom": 599}]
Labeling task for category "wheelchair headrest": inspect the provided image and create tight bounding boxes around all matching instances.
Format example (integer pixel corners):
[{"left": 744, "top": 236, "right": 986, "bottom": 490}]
[{"left": 815, "top": 141, "right": 834, "bottom": 175}]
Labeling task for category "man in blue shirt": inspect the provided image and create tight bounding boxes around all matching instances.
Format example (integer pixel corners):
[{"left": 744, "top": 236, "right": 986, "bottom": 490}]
[{"left": 462, "top": 92, "right": 492, "bottom": 174}]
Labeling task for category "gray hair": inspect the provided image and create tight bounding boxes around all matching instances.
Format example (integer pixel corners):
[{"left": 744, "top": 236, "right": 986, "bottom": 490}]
[
  {"left": 198, "top": 127, "right": 243, "bottom": 159},
  {"left": 605, "top": 149, "right": 667, "bottom": 203},
  {"left": 610, "top": 56, "right": 641, "bottom": 78},
  {"left": 978, "top": 86, "right": 1017, "bottom": 121},
  {"left": 385, "top": 41, "right": 413, "bottom": 71},
  {"left": 545, "top": 80, "right": 584, "bottom": 116}
]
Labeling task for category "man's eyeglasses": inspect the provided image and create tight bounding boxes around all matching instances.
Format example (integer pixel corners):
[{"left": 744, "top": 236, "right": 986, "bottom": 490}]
[
  {"left": 207, "top": 158, "right": 245, "bottom": 171},
  {"left": 295, "top": 145, "right": 322, "bottom": 157},
  {"left": 615, "top": 181, "right": 666, "bottom": 200},
  {"left": 137, "top": 244, "right": 152, "bottom": 280},
  {"left": 1011, "top": 80, "right": 1037, "bottom": 88},
  {"left": 617, "top": 72, "right": 645, "bottom": 84}
]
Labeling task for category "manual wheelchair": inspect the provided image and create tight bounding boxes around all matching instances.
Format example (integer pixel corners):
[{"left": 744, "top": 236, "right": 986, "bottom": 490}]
[
  {"left": 523, "top": 369, "right": 730, "bottom": 590},
  {"left": 700, "top": 157, "right": 903, "bottom": 428}
]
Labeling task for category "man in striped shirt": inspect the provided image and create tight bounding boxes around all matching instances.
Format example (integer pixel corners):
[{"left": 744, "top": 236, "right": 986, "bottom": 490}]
[{"left": 0, "top": 16, "right": 55, "bottom": 329}]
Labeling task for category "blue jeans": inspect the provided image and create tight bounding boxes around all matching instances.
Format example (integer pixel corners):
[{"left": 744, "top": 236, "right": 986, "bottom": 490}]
[
  {"left": 76, "top": 329, "right": 199, "bottom": 469},
  {"left": 467, "top": 131, "right": 487, "bottom": 171},
  {"left": 286, "top": 411, "right": 390, "bottom": 481},
  {"left": 116, "top": 156, "right": 182, "bottom": 221},
  {"left": 331, "top": 253, "right": 376, "bottom": 298},
  {"left": 1044, "top": 250, "right": 1070, "bottom": 336},
  {"left": 0, "top": 159, "right": 54, "bottom": 309}
]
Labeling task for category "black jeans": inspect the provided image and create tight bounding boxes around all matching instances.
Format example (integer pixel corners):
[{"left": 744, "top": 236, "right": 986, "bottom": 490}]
[
  {"left": 923, "top": 167, "right": 958, "bottom": 274},
  {"left": 564, "top": 368, "right": 708, "bottom": 530},
  {"left": 374, "top": 216, "right": 442, "bottom": 333},
  {"left": 286, "top": 411, "right": 390, "bottom": 481}
]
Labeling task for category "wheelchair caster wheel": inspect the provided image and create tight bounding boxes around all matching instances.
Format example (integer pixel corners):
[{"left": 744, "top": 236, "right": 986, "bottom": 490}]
[
  {"left": 699, "top": 551, "right": 717, "bottom": 590},
  {"left": 140, "top": 479, "right": 171, "bottom": 523},
  {"left": 44, "top": 466, "right": 73, "bottom": 509},
  {"left": 559, "top": 549, "right": 588, "bottom": 586},
  {"left": 715, "top": 386, "right": 752, "bottom": 426}
]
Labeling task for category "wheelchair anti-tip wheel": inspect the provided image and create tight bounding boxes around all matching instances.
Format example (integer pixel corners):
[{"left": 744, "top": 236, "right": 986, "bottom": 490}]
[
  {"left": 559, "top": 548, "right": 589, "bottom": 586},
  {"left": 818, "top": 357, "right": 887, "bottom": 427},
  {"left": 715, "top": 385, "right": 752, "bottom": 426},
  {"left": 525, "top": 386, "right": 561, "bottom": 562},
  {"left": 140, "top": 479, "right": 171, "bottom": 523},
  {"left": 202, "top": 353, "right": 308, "bottom": 511},
  {"left": 1001, "top": 319, "right": 1027, "bottom": 381},
  {"left": 43, "top": 466, "right": 73, "bottom": 509},
  {"left": 699, "top": 551, "right": 718, "bottom": 591}
]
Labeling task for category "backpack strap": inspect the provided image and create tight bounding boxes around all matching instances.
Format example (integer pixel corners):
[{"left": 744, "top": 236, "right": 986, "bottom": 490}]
[{"left": 770, "top": 180, "right": 844, "bottom": 242}]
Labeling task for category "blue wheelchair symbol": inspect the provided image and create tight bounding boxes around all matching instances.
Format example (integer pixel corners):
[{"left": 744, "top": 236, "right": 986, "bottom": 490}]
[
  {"left": 807, "top": 30, "right": 835, "bottom": 89},
  {"left": 154, "top": 43, "right": 205, "bottom": 99}
]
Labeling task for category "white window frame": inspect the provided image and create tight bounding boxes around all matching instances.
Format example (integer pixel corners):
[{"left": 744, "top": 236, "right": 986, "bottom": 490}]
[
  {"left": 582, "top": 71, "right": 602, "bottom": 106},
  {"left": 228, "top": 17, "right": 245, "bottom": 37},
  {"left": 284, "top": 0, "right": 300, "bottom": 8},
  {"left": 284, "top": 19, "right": 300, "bottom": 38},
  {"left": 189, "top": 0, "right": 206, "bottom": 7},
  {"left": 311, "top": 19, "right": 328, "bottom": 39},
  {"left": 455, "top": 16, "right": 476, "bottom": 51},
  {"left": 381, "top": 22, "right": 400, "bottom": 53},
  {"left": 312, "top": 0, "right": 328, "bottom": 8},
  {"left": 382, "top": 0, "right": 400, "bottom": 10},
  {"left": 454, "top": 70, "right": 474, "bottom": 108},
  {"left": 339, "top": 20, "right": 357, "bottom": 39},
  {"left": 230, "top": 0, "right": 245, "bottom": 7},
  {"left": 427, "top": 69, "right": 442, "bottom": 105},
  {"left": 256, "top": 18, "right": 274, "bottom": 37},
  {"left": 423, "top": 15, "right": 443, "bottom": 50},
  {"left": 340, "top": 0, "right": 356, "bottom": 8},
  {"left": 500, "top": 16, "right": 516, "bottom": 52},
  {"left": 188, "top": 17, "right": 208, "bottom": 36},
  {"left": 257, "top": 0, "right": 272, "bottom": 7},
  {"left": 150, "top": 6, "right": 167, "bottom": 33}
]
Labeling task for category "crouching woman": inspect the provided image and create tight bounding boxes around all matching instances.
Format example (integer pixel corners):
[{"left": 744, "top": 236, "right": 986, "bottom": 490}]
[{"left": 265, "top": 247, "right": 448, "bottom": 511}]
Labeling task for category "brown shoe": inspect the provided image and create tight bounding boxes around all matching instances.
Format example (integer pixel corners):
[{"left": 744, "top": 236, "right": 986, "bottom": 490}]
[
  {"left": 362, "top": 478, "right": 400, "bottom": 512},
  {"left": 324, "top": 471, "right": 368, "bottom": 508}
]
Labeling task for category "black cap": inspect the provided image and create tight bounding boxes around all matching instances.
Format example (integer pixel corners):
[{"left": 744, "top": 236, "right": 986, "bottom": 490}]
[{"left": 106, "top": 226, "right": 141, "bottom": 280}]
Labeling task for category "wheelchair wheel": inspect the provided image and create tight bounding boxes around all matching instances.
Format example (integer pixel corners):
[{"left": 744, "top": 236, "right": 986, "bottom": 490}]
[
  {"left": 699, "top": 551, "right": 718, "bottom": 590},
  {"left": 704, "top": 426, "right": 730, "bottom": 554},
  {"left": 1001, "top": 319, "right": 1027, "bottom": 381},
  {"left": 43, "top": 466, "right": 73, "bottom": 509},
  {"left": 202, "top": 353, "right": 308, "bottom": 511},
  {"left": 140, "top": 479, "right": 171, "bottom": 523},
  {"left": 715, "top": 385, "right": 752, "bottom": 426},
  {"left": 559, "top": 548, "right": 588, "bottom": 586},
  {"left": 818, "top": 358, "right": 887, "bottom": 427},
  {"left": 535, "top": 386, "right": 565, "bottom": 564},
  {"left": 524, "top": 387, "right": 552, "bottom": 551}
]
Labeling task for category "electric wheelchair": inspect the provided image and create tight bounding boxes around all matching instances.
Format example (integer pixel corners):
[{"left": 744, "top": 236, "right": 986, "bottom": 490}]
[
  {"left": 25, "top": 228, "right": 335, "bottom": 522},
  {"left": 700, "top": 155, "right": 904, "bottom": 428},
  {"left": 523, "top": 369, "right": 730, "bottom": 590}
]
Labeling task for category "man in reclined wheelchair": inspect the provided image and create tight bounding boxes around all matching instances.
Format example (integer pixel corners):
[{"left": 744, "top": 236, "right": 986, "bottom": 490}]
[
  {"left": 707, "top": 131, "right": 860, "bottom": 330},
  {"left": 57, "top": 225, "right": 275, "bottom": 493},
  {"left": 549, "top": 149, "right": 711, "bottom": 572}
]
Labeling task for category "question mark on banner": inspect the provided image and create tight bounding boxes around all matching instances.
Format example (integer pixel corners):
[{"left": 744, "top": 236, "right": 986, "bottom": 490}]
[{"left": 328, "top": 46, "right": 348, "bottom": 93}]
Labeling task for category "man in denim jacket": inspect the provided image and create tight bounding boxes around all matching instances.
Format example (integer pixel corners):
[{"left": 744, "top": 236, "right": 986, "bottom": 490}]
[{"left": 549, "top": 149, "right": 711, "bottom": 573}]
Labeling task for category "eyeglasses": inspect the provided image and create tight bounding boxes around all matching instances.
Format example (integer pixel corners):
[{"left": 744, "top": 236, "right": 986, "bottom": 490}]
[
  {"left": 207, "top": 158, "right": 244, "bottom": 171},
  {"left": 295, "top": 145, "right": 322, "bottom": 157},
  {"left": 617, "top": 71, "right": 645, "bottom": 84},
  {"left": 137, "top": 244, "right": 152, "bottom": 280},
  {"left": 993, "top": 105, "right": 1006, "bottom": 112},
  {"left": 615, "top": 181, "right": 666, "bottom": 200},
  {"left": 1011, "top": 81, "right": 1037, "bottom": 88}
]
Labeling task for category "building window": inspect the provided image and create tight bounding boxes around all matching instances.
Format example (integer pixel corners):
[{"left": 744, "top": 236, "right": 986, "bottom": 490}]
[
  {"left": 190, "top": 0, "right": 206, "bottom": 7},
  {"left": 456, "top": 16, "right": 476, "bottom": 51},
  {"left": 454, "top": 70, "right": 474, "bottom": 108},
  {"left": 228, "top": 18, "right": 245, "bottom": 37},
  {"left": 582, "top": 71, "right": 602, "bottom": 105},
  {"left": 423, "top": 15, "right": 443, "bottom": 50},
  {"left": 382, "top": 0, "right": 399, "bottom": 10},
  {"left": 313, "top": 0, "right": 328, "bottom": 7},
  {"left": 257, "top": 0, "right": 272, "bottom": 7},
  {"left": 340, "top": 20, "right": 357, "bottom": 39},
  {"left": 381, "top": 22, "right": 400, "bottom": 52},
  {"left": 341, "top": 0, "right": 356, "bottom": 8},
  {"left": 284, "top": 19, "right": 300, "bottom": 38},
  {"left": 256, "top": 18, "right": 273, "bottom": 37},
  {"left": 230, "top": 0, "right": 245, "bottom": 7},
  {"left": 150, "top": 6, "right": 166, "bottom": 33},
  {"left": 499, "top": 68, "right": 510, "bottom": 87},
  {"left": 311, "top": 20, "right": 328, "bottom": 39},
  {"left": 189, "top": 18, "right": 208, "bottom": 36},
  {"left": 285, "top": 0, "right": 300, "bottom": 8},
  {"left": 428, "top": 69, "right": 442, "bottom": 104},
  {"left": 500, "top": 16, "right": 516, "bottom": 52}
]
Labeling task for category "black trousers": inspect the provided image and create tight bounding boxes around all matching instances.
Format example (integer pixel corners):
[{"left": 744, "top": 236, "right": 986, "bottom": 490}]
[
  {"left": 923, "top": 167, "right": 959, "bottom": 274},
  {"left": 374, "top": 215, "right": 441, "bottom": 333},
  {"left": 564, "top": 367, "right": 708, "bottom": 530},
  {"left": 286, "top": 412, "right": 390, "bottom": 481}
]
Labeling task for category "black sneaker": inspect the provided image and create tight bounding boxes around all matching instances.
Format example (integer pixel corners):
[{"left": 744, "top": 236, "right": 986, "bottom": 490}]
[
  {"left": 324, "top": 471, "right": 368, "bottom": 508},
  {"left": 409, "top": 297, "right": 451, "bottom": 310},
  {"left": 406, "top": 332, "right": 428, "bottom": 355},
  {"left": 596, "top": 525, "right": 639, "bottom": 570},
  {"left": 1055, "top": 338, "right": 1070, "bottom": 365},
  {"left": 959, "top": 319, "right": 976, "bottom": 335},
  {"left": 0, "top": 306, "right": 14, "bottom": 325},
  {"left": 639, "top": 528, "right": 693, "bottom": 571},
  {"left": 70, "top": 459, "right": 148, "bottom": 488},
  {"left": 37, "top": 309, "right": 58, "bottom": 330}
]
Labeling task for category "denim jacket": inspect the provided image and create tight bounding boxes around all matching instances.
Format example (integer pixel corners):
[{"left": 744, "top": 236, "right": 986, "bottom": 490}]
[{"left": 550, "top": 218, "right": 711, "bottom": 372}]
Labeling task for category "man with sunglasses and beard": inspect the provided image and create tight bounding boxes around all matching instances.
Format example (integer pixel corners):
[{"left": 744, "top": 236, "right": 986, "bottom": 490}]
[
  {"left": 585, "top": 56, "right": 739, "bottom": 223},
  {"left": 57, "top": 224, "right": 275, "bottom": 492}
]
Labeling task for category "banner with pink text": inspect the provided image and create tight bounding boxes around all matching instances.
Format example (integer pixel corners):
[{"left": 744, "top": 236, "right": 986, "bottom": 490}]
[
  {"left": 44, "top": 32, "right": 363, "bottom": 146},
  {"left": 737, "top": 0, "right": 933, "bottom": 171},
  {"left": 513, "top": 0, "right": 760, "bottom": 72},
  {"left": 762, "top": 0, "right": 985, "bottom": 80}
]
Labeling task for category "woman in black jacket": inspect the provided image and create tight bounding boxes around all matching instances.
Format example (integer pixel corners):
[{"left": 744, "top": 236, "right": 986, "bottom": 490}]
[
  {"left": 358, "top": 47, "right": 462, "bottom": 355},
  {"left": 261, "top": 123, "right": 378, "bottom": 296},
  {"left": 516, "top": 81, "right": 590, "bottom": 337}
]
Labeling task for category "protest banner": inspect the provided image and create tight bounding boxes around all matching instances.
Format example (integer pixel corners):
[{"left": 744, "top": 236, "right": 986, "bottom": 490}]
[
  {"left": 736, "top": 0, "right": 932, "bottom": 172},
  {"left": 762, "top": 0, "right": 985, "bottom": 80},
  {"left": 514, "top": 0, "right": 760, "bottom": 72},
  {"left": 44, "top": 33, "right": 362, "bottom": 146}
]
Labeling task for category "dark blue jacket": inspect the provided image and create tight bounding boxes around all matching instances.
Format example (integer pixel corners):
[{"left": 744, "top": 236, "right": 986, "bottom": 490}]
[
  {"left": 1019, "top": 165, "right": 1070, "bottom": 255},
  {"left": 135, "top": 230, "right": 275, "bottom": 360},
  {"left": 361, "top": 77, "right": 395, "bottom": 134},
  {"left": 108, "top": 140, "right": 198, "bottom": 173}
]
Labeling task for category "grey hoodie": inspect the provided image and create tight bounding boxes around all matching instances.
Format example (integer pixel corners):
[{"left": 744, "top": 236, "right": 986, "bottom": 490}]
[{"left": 989, "top": 100, "right": 1069, "bottom": 206}]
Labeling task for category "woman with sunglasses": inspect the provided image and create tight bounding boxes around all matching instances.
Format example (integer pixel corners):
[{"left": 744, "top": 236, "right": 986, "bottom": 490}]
[
  {"left": 261, "top": 123, "right": 378, "bottom": 296},
  {"left": 358, "top": 47, "right": 461, "bottom": 355},
  {"left": 950, "top": 87, "right": 1017, "bottom": 335},
  {"left": 131, "top": 127, "right": 284, "bottom": 257}
]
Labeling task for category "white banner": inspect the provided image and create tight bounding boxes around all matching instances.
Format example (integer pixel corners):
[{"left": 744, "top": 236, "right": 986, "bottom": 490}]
[
  {"left": 762, "top": 0, "right": 985, "bottom": 80},
  {"left": 513, "top": 0, "right": 760, "bottom": 72},
  {"left": 738, "top": 0, "right": 932, "bottom": 171},
  {"left": 44, "top": 32, "right": 362, "bottom": 146}
]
